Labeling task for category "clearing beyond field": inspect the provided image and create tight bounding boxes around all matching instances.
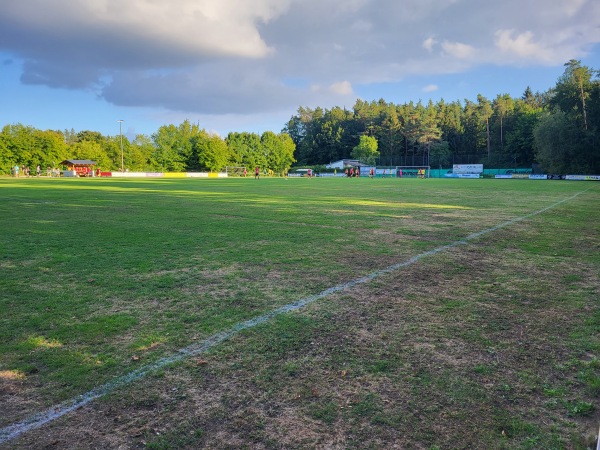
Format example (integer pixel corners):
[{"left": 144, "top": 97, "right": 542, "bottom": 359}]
[{"left": 1, "top": 177, "right": 599, "bottom": 449}]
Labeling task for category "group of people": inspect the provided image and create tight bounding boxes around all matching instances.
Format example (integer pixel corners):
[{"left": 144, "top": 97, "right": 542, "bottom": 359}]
[
  {"left": 252, "top": 167, "right": 279, "bottom": 179},
  {"left": 11, "top": 165, "right": 38, "bottom": 177},
  {"left": 11, "top": 165, "right": 28, "bottom": 177},
  {"left": 344, "top": 167, "right": 361, "bottom": 177},
  {"left": 11, "top": 164, "right": 61, "bottom": 177}
]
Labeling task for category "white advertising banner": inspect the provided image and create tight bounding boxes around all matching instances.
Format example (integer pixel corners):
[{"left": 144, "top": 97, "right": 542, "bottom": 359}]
[
  {"left": 186, "top": 173, "right": 210, "bottom": 178},
  {"left": 565, "top": 175, "right": 600, "bottom": 181},
  {"left": 445, "top": 173, "right": 481, "bottom": 178},
  {"left": 111, "top": 171, "right": 148, "bottom": 177},
  {"left": 453, "top": 164, "right": 483, "bottom": 174}
]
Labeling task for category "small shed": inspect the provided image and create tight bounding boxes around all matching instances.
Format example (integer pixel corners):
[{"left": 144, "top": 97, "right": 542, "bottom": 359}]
[{"left": 60, "top": 159, "right": 97, "bottom": 177}]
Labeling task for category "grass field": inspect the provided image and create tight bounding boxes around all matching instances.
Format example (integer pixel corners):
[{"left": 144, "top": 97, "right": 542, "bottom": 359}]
[{"left": 1, "top": 176, "right": 599, "bottom": 449}]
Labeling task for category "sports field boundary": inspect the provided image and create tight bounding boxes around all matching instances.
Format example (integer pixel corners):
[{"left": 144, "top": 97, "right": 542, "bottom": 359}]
[{"left": 0, "top": 187, "right": 593, "bottom": 445}]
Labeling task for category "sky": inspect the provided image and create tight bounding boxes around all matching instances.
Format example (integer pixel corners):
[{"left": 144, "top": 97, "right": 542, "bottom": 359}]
[{"left": 1, "top": 0, "right": 599, "bottom": 141}]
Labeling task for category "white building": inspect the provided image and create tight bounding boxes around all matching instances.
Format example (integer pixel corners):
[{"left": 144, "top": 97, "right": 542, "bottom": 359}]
[{"left": 325, "top": 159, "right": 362, "bottom": 169}]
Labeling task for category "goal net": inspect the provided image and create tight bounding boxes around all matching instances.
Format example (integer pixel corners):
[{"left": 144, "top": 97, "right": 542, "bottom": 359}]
[
  {"left": 394, "top": 166, "right": 430, "bottom": 178},
  {"left": 225, "top": 166, "right": 248, "bottom": 177}
]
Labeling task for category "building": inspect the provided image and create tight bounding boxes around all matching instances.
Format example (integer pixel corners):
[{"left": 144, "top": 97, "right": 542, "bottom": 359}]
[
  {"left": 325, "top": 159, "right": 363, "bottom": 169},
  {"left": 60, "top": 159, "right": 97, "bottom": 177}
]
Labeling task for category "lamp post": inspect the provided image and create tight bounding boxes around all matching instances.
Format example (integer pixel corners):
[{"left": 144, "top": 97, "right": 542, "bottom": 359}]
[{"left": 117, "top": 120, "right": 124, "bottom": 172}]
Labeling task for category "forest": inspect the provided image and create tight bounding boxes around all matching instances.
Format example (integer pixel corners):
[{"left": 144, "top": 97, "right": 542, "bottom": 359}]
[
  {"left": 286, "top": 60, "right": 599, "bottom": 174},
  {"left": 1, "top": 60, "right": 598, "bottom": 175},
  {"left": 0, "top": 124, "right": 296, "bottom": 176}
]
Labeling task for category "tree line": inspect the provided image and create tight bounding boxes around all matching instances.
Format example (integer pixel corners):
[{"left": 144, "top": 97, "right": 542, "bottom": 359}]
[
  {"left": 0, "top": 121, "right": 296, "bottom": 175},
  {"left": 1, "top": 60, "right": 598, "bottom": 176},
  {"left": 285, "top": 60, "right": 599, "bottom": 173}
]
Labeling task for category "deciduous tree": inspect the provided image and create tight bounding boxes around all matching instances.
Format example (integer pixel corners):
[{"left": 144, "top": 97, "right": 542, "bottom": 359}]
[{"left": 351, "top": 135, "right": 379, "bottom": 165}]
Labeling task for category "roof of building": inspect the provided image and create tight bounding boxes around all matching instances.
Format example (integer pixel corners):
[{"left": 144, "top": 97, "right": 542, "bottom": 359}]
[{"left": 60, "top": 159, "right": 97, "bottom": 166}]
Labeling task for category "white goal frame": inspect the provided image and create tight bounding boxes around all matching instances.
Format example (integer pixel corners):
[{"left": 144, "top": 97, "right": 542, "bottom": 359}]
[{"left": 225, "top": 166, "right": 248, "bottom": 177}]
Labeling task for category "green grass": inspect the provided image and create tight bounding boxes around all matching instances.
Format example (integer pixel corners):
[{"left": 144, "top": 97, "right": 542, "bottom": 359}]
[{"left": 1, "top": 176, "right": 599, "bottom": 449}]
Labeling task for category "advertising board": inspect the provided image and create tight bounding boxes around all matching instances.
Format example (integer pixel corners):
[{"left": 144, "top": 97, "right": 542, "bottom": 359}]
[{"left": 453, "top": 164, "right": 483, "bottom": 174}]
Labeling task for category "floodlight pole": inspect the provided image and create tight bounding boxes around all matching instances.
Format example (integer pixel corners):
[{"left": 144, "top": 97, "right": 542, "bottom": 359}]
[{"left": 117, "top": 120, "right": 124, "bottom": 172}]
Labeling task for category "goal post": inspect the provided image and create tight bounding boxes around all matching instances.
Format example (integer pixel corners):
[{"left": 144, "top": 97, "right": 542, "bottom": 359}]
[
  {"left": 394, "top": 166, "right": 431, "bottom": 178},
  {"left": 225, "top": 166, "right": 248, "bottom": 177}
]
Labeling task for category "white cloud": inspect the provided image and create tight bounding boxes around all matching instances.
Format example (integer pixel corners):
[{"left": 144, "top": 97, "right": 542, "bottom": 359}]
[
  {"left": 494, "top": 29, "right": 554, "bottom": 62},
  {"left": 441, "top": 41, "right": 476, "bottom": 60},
  {"left": 309, "top": 80, "right": 354, "bottom": 98},
  {"left": 2, "top": 0, "right": 291, "bottom": 64},
  {"left": 330, "top": 81, "right": 353, "bottom": 95},
  {"left": 422, "top": 84, "right": 438, "bottom": 92},
  {"left": 423, "top": 37, "right": 437, "bottom": 52}
]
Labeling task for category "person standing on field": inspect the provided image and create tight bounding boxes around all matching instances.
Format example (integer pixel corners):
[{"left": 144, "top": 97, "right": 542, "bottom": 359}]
[{"left": 255, "top": 167, "right": 260, "bottom": 179}]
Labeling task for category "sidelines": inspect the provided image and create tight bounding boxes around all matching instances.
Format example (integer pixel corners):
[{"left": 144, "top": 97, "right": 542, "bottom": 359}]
[{"left": 0, "top": 188, "right": 592, "bottom": 445}]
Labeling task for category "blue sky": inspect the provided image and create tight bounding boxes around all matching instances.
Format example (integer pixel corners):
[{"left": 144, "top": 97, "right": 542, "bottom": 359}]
[{"left": 1, "top": 0, "right": 599, "bottom": 141}]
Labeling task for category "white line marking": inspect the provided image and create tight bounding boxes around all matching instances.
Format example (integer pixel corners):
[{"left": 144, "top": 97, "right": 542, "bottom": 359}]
[{"left": 0, "top": 189, "right": 591, "bottom": 444}]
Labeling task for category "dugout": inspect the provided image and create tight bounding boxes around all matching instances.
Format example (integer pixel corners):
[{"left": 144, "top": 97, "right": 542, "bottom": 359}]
[{"left": 60, "top": 159, "right": 97, "bottom": 177}]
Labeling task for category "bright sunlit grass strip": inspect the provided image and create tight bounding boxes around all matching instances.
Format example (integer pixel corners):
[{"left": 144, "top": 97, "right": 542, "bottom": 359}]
[
  {"left": 0, "top": 370, "right": 26, "bottom": 381},
  {"left": 25, "top": 336, "right": 63, "bottom": 349},
  {"left": 334, "top": 199, "right": 473, "bottom": 209}
]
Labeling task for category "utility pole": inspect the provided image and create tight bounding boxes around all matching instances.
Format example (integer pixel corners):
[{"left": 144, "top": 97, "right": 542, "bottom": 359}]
[{"left": 117, "top": 120, "right": 124, "bottom": 171}]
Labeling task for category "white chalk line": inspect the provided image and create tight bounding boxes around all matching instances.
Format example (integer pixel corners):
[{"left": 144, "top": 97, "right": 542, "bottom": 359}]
[{"left": 0, "top": 188, "right": 591, "bottom": 445}]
